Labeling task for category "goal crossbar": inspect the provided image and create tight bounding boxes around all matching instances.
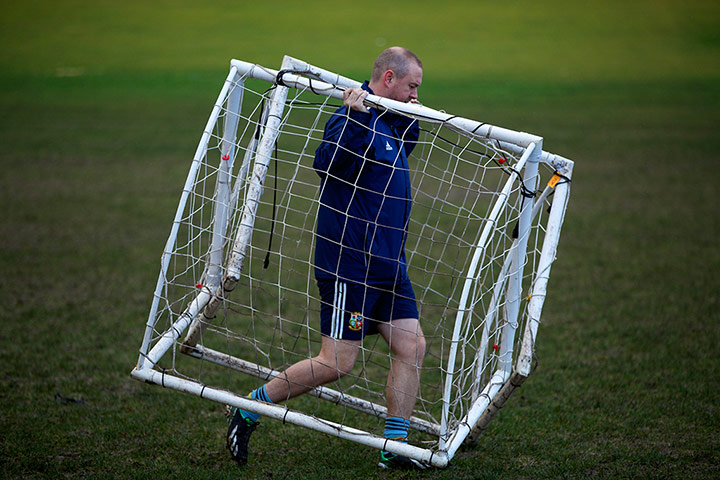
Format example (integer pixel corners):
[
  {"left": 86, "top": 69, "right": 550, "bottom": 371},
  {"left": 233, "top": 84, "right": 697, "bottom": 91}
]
[{"left": 229, "top": 58, "right": 543, "bottom": 148}]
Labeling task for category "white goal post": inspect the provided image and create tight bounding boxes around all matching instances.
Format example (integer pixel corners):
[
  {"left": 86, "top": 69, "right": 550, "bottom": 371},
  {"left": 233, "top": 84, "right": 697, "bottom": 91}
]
[{"left": 130, "top": 55, "right": 573, "bottom": 468}]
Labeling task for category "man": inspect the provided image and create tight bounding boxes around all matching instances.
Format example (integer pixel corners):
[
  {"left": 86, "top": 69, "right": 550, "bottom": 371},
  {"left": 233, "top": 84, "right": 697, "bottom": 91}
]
[{"left": 227, "top": 47, "right": 427, "bottom": 470}]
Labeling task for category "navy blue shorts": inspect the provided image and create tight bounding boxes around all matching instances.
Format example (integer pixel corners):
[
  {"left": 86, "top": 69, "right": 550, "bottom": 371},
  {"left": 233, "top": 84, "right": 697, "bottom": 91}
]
[{"left": 317, "top": 277, "right": 419, "bottom": 341}]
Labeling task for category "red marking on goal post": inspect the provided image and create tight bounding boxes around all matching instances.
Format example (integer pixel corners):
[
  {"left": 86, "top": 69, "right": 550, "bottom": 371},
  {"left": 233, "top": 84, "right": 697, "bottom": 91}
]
[
  {"left": 498, "top": 158, "right": 506, "bottom": 165},
  {"left": 492, "top": 344, "right": 499, "bottom": 351},
  {"left": 222, "top": 154, "right": 230, "bottom": 161},
  {"left": 195, "top": 283, "right": 203, "bottom": 289}
]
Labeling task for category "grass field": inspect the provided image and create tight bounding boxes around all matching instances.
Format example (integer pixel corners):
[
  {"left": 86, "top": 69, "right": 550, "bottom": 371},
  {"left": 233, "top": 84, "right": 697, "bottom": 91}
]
[{"left": 1, "top": 1, "right": 719, "bottom": 478}]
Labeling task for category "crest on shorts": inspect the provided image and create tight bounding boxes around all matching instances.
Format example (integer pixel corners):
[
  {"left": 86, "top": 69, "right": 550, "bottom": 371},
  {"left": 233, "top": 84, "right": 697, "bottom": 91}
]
[{"left": 348, "top": 312, "right": 363, "bottom": 331}]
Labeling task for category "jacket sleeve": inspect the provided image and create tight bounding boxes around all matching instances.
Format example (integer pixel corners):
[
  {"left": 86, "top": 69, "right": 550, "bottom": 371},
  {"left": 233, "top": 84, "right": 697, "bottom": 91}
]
[{"left": 314, "top": 108, "right": 372, "bottom": 182}]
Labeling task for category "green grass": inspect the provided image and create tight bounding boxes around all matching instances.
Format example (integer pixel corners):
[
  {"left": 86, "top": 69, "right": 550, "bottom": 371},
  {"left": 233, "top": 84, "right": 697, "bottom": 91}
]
[{"left": 1, "top": 1, "right": 719, "bottom": 478}]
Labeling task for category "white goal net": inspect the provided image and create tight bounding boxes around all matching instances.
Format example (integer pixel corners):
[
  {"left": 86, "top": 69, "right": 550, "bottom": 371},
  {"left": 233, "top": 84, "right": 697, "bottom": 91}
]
[{"left": 131, "top": 56, "right": 573, "bottom": 468}]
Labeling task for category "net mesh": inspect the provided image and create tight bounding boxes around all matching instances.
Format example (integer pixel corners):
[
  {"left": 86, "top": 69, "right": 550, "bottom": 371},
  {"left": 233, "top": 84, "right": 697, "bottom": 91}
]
[{"left": 142, "top": 69, "right": 562, "bottom": 447}]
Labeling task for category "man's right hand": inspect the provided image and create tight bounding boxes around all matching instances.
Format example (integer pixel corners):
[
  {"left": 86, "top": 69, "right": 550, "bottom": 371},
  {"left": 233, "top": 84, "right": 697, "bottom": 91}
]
[{"left": 343, "top": 88, "right": 369, "bottom": 112}]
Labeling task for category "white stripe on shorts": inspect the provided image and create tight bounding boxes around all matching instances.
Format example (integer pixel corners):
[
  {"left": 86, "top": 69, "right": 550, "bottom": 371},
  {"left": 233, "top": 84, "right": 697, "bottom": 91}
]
[{"left": 331, "top": 280, "right": 346, "bottom": 339}]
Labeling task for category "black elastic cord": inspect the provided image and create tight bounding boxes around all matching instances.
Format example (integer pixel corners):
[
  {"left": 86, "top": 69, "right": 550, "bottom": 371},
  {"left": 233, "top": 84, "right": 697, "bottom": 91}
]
[
  {"left": 275, "top": 68, "right": 311, "bottom": 87},
  {"left": 470, "top": 122, "right": 486, "bottom": 134},
  {"left": 276, "top": 68, "right": 322, "bottom": 95},
  {"left": 552, "top": 170, "right": 572, "bottom": 186},
  {"left": 505, "top": 166, "right": 536, "bottom": 199},
  {"left": 263, "top": 141, "right": 279, "bottom": 269},
  {"left": 275, "top": 69, "right": 292, "bottom": 87},
  {"left": 520, "top": 182, "right": 536, "bottom": 199}
]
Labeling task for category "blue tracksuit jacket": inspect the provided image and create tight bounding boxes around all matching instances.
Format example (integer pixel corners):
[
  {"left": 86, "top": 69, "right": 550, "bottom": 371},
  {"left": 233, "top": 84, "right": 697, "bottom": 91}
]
[{"left": 313, "top": 82, "right": 419, "bottom": 284}]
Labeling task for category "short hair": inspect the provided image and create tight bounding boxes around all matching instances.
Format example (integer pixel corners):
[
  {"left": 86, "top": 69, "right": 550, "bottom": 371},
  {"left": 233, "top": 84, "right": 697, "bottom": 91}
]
[{"left": 371, "top": 47, "right": 422, "bottom": 82}]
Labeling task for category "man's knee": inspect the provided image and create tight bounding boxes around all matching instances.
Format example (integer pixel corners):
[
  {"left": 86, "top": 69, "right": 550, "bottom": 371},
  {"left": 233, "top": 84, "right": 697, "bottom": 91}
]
[
  {"left": 336, "top": 357, "right": 357, "bottom": 377},
  {"left": 318, "top": 337, "right": 360, "bottom": 378},
  {"left": 388, "top": 319, "right": 425, "bottom": 360},
  {"left": 415, "top": 333, "right": 426, "bottom": 363},
  {"left": 403, "top": 332, "right": 425, "bottom": 366}
]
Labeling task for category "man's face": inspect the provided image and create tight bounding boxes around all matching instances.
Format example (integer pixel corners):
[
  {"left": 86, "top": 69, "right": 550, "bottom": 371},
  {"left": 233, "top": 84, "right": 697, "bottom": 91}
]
[{"left": 387, "top": 63, "right": 423, "bottom": 103}]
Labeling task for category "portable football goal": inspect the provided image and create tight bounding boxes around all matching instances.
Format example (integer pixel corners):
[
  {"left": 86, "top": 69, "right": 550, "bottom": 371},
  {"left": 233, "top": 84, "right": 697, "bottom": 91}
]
[{"left": 130, "top": 55, "right": 573, "bottom": 468}]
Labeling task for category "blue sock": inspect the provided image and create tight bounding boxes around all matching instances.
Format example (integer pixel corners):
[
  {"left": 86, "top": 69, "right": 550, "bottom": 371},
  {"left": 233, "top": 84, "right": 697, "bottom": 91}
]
[
  {"left": 240, "top": 385, "right": 273, "bottom": 423},
  {"left": 383, "top": 417, "right": 409, "bottom": 452}
]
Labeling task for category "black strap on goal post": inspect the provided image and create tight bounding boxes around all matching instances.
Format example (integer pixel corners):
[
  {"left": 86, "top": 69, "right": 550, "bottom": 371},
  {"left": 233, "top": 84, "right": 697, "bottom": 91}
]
[
  {"left": 276, "top": 69, "right": 325, "bottom": 95},
  {"left": 263, "top": 140, "right": 279, "bottom": 269},
  {"left": 263, "top": 69, "right": 334, "bottom": 270},
  {"left": 250, "top": 83, "right": 281, "bottom": 271}
]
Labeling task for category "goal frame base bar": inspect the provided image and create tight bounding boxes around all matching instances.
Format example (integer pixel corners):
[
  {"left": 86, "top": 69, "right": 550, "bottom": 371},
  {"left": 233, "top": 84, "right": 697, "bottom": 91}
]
[
  {"left": 130, "top": 358, "right": 521, "bottom": 468},
  {"left": 130, "top": 366, "right": 450, "bottom": 468},
  {"left": 182, "top": 343, "right": 440, "bottom": 436}
]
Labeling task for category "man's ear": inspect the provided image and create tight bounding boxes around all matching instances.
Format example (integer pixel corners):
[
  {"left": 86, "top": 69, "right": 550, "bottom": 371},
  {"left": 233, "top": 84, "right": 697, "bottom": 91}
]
[{"left": 383, "top": 69, "right": 394, "bottom": 88}]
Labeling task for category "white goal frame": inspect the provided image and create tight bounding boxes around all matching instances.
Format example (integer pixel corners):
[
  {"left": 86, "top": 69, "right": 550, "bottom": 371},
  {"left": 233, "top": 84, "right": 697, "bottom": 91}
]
[{"left": 130, "top": 55, "right": 574, "bottom": 468}]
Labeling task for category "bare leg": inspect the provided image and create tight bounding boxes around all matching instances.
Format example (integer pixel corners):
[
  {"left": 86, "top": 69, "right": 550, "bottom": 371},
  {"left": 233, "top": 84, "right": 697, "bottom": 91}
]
[
  {"left": 264, "top": 335, "right": 361, "bottom": 403},
  {"left": 377, "top": 318, "right": 426, "bottom": 419},
  {"left": 226, "top": 337, "right": 360, "bottom": 466}
]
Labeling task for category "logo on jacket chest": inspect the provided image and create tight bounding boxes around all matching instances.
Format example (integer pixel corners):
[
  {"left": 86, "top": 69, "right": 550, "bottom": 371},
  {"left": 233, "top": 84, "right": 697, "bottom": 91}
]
[{"left": 385, "top": 140, "right": 393, "bottom": 151}]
